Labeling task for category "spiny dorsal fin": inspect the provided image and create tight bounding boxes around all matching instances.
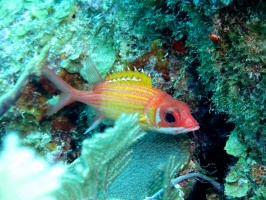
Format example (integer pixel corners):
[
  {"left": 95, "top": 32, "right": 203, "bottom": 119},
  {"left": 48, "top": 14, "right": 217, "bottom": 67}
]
[{"left": 105, "top": 69, "right": 152, "bottom": 87}]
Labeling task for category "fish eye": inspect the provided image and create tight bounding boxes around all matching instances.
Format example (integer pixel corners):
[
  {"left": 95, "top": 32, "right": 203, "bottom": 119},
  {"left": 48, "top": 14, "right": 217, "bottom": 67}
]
[{"left": 164, "top": 112, "right": 176, "bottom": 124}]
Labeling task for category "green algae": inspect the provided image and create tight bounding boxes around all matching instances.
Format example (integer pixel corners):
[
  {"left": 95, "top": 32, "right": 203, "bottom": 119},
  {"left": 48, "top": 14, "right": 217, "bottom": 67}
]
[
  {"left": 224, "top": 129, "right": 248, "bottom": 158},
  {"left": 224, "top": 158, "right": 251, "bottom": 198}
]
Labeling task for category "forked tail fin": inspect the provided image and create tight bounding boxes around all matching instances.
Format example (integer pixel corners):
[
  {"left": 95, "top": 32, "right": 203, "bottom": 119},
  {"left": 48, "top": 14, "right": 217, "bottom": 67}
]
[{"left": 42, "top": 66, "right": 75, "bottom": 115}]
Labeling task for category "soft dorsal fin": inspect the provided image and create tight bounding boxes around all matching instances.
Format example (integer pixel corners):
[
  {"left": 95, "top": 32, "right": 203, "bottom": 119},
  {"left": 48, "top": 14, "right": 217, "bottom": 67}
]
[
  {"left": 105, "top": 69, "right": 152, "bottom": 87},
  {"left": 81, "top": 57, "right": 103, "bottom": 87}
]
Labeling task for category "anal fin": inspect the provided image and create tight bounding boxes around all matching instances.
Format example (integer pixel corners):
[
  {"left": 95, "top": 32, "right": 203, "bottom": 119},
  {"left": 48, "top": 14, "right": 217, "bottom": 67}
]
[{"left": 84, "top": 116, "right": 104, "bottom": 134}]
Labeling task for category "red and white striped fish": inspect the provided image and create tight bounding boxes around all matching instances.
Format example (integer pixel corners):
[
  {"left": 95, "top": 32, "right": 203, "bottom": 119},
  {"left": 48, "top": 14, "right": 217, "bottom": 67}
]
[{"left": 42, "top": 59, "right": 199, "bottom": 134}]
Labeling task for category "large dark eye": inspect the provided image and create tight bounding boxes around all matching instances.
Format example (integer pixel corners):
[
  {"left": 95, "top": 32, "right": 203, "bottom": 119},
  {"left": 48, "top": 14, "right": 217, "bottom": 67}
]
[{"left": 164, "top": 113, "right": 176, "bottom": 124}]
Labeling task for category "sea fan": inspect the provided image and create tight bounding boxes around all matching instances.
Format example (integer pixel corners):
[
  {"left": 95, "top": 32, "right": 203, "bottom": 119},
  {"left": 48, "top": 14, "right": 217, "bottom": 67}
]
[{"left": 55, "top": 113, "right": 145, "bottom": 199}]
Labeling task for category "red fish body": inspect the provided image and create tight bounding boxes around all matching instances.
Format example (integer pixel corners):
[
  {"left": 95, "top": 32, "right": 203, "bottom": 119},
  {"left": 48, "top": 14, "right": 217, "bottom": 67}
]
[{"left": 42, "top": 65, "right": 199, "bottom": 134}]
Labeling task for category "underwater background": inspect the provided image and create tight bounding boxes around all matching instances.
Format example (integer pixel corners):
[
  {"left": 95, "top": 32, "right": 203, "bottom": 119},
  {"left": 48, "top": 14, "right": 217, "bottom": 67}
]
[{"left": 0, "top": 0, "right": 265, "bottom": 199}]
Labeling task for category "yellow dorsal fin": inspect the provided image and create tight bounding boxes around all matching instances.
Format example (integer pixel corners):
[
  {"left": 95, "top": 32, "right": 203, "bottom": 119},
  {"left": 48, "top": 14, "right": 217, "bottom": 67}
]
[{"left": 105, "top": 69, "right": 152, "bottom": 87}]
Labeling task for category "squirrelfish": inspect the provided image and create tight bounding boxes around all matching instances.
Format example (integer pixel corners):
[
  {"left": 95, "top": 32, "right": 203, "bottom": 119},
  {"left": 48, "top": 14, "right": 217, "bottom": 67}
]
[{"left": 42, "top": 60, "right": 199, "bottom": 134}]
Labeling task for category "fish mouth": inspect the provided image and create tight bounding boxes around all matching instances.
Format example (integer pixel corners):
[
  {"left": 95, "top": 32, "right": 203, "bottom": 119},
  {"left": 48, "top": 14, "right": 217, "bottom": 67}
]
[
  {"left": 147, "top": 125, "right": 200, "bottom": 135},
  {"left": 177, "top": 125, "right": 200, "bottom": 134},
  {"left": 189, "top": 125, "right": 200, "bottom": 131},
  {"left": 175, "top": 125, "right": 200, "bottom": 134}
]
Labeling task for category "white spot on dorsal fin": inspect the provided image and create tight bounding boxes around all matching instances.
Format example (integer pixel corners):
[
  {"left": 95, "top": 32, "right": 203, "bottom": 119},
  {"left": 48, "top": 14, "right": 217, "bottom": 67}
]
[{"left": 132, "top": 77, "right": 138, "bottom": 81}]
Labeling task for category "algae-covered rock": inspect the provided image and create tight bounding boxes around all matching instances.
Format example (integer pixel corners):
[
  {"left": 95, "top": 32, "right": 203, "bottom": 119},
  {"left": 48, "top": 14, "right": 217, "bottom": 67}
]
[
  {"left": 0, "top": 0, "right": 24, "bottom": 28},
  {"left": 224, "top": 158, "right": 251, "bottom": 198},
  {"left": 224, "top": 129, "right": 247, "bottom": 158}
]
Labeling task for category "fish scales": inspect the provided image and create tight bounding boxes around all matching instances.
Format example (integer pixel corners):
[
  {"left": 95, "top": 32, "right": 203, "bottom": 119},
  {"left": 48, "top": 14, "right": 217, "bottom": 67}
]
[{"left": 89, "top": 83, "right": 158, "bottom": 119}]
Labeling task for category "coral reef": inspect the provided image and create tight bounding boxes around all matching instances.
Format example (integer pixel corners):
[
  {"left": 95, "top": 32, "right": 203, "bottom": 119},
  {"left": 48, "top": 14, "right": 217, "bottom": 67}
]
[{"left": 0, "top": 0, "right": 265, "bottom": 199}]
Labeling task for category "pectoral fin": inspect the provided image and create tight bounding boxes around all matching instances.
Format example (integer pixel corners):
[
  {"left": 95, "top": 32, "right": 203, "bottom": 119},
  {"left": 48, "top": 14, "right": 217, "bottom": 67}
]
[{"left": 139, "top": 115, "right": 147, "bottom": 123}]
